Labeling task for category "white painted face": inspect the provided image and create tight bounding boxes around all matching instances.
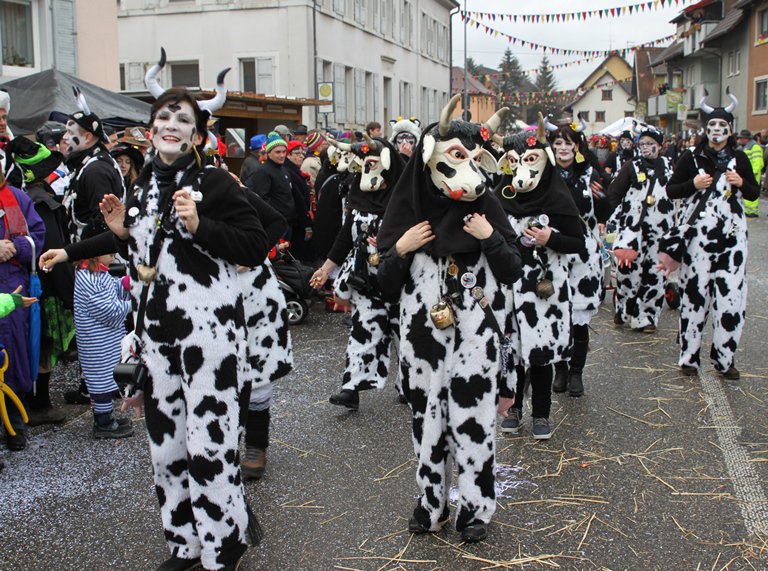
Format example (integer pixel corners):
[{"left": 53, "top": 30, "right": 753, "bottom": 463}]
[
  {"left": 619, "top": 138, "right": 634, "bottom": 150},
  {"left": 150, "top": 100, "right": 202, "bottom": 164},
  {"left": 552, "top": 137, "right": 576, "bottom": 164},
  {"left": 359, "top": 148, "right": 391, "bottom": 192},
  {"left": 637, "top": 136, "right": 660, "bottom": 159},
  {"left": 424, "top": 137, "right": 497, "bottom": 201},
  {"left": 509, "top": 148, "right": 549, "bottom": 193},
  {"left": 62, "top": 120, "right": 91, "bottom": 155},
  {"left": 706, "top": 118, "right": 731, "bottom": 144}
]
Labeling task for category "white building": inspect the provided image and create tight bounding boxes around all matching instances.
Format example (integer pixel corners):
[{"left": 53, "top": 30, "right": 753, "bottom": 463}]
[
  {"left": 117, "top": 0, "right": 456, "bottom": 131},
  {"left": 0, "top": 0, "right": 119, "bottom": 89}
]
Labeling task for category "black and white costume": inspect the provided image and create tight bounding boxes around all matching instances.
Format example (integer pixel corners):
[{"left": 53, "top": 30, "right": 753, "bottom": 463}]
[{"left": 377, "top": 99, "right": 520, "bottom": 539}]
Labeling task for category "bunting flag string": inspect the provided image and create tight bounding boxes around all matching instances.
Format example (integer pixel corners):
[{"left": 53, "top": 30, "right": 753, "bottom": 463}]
[
  {"left": 471, "top": 54, "right": 604, "bottom": 85},
  {"left": 460, "top": 14, "right": 676, "bottom": 57},
  {"left": 463, "top": 0, "right": 694, "bottom": 25},
  {"left": 499, "top": 77, "right": 631, "bottom": 106}
]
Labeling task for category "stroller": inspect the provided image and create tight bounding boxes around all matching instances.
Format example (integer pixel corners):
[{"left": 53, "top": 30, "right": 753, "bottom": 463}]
[{"left": 272, "top": 250, "right": 316, "bottom": 325}]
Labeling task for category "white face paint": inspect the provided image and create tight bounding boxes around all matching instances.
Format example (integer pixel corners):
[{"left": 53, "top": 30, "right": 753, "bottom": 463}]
[
  {"left": 150, "top": 100, "right": 202, "bottom": 164},
  {"left": 637, "top": 136, "right": 660, "bottom": 159},
  {"left": 510, "top": 148, "right": 549, "bottom": 193},
  {"left": 62, "top": 120, "right": 90, "bottom": 155},
  {"left": 426, "top": 138, "right": 496, "bottom": 202},
  {"left": 706, "top": 118, "right": 731, "bottom": 144},
  {"left": 359, "top": 156, "right": 386, "bottom": 191},
  {"left": 552, "top": 137, "right": 576, "bottom": 165},
  {"left": 619, "top": 138, "right": 634, "bottom": 150}
]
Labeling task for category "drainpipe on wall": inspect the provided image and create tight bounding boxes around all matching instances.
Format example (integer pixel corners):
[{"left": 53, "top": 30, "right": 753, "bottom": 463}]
[{"left": 312, "top": 0, "right": 318, "bottom": 129}]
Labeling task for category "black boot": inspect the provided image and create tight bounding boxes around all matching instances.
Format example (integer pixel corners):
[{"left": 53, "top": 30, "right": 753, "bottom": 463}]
[
  {"left": 64, "top": 378, "right": 90, "bottom": 405},
  {"left": 27, "top": 372, "right": 66, "bottom": 426},
  {"left": 552, "top": 362, "right": 568, "bottom": 393},
  {"left": 243, "top": 408, "right": 270, "bottom": 480},
  {"left": 568, "top": 372, "right": 584, "bottom": 397},
  {"left": 155, "top": 556, "right": 201, "bottom": 571},
  {"left": 329, "top": 389, "right": 359, "bottom": 410}
]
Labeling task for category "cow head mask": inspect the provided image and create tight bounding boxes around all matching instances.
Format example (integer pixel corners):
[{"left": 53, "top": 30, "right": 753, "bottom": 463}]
[
  {"left": 350, "top": 134, "right": 392, "bottom": 191},
  {"left": 498, "top": 113, "right": 556, "bottom": 195},
  {"left": 327, "top": 139, "right": 363, "bottom": 173},
  {"left": 421, "top": 94, "right": 508, "bottom": 202}
]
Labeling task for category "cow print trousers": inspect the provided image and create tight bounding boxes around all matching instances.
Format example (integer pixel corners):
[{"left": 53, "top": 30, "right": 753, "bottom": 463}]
[
  {"left": 144, "top": 369, "right": 248, "bottom": 570},
  {"left": 340, "top": 290, "right": 402, "bottom": 395},
  {"left": 615, "top": 242, "right": 665, "bottom": 329}
]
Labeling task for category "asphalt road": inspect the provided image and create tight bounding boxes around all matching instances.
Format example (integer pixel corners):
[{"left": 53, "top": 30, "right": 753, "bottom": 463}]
[{"left": 3, "top": 205, "right": 768, "bottom": 571}]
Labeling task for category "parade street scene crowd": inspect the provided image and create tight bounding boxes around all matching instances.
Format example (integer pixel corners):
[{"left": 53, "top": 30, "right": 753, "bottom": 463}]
[{"left": 2, "top": 0, "right": 768, "bottom": 569}]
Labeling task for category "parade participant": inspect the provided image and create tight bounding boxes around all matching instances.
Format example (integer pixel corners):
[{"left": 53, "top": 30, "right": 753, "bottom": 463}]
[
  {"left": 376, "top": 96, "right": 520, "bottom": 543},
  {"left": 0, "top": 171, "right": 46, "bottom": 451},
  {"left": 62, "top": 87, "right": 124, "bottom": 243},
  {"left": 610, "top": 130, "right": 636, "bottom": 176},
  {"left": 108, "top": 51, "right": 267, "bottom": 570},
  {"left": 110, "top": 142, "right": 145, "bottom": 190},
  {"left": 389, "top": 117, "right": 421, "bottom": 161},
  {"left": 6, "top": 137, "right": 75, "bottom": 426},
  {"left": 546, "top": 116, "right": 610, "bottom": 396},
  {"left": 495, "top": 118, "right": 585, "bottom": 439},
  {"left": 736, "top": 129, "right": 763, "bottom": 217},
  {"left": 607, "top": 123, "right": 676, "bottom": 333},
  {"left": 310, "top": 136, "right": 405, "bottom": 410},
  {"left": 658, "top": 89, "right": 759, "bottom": 380}
]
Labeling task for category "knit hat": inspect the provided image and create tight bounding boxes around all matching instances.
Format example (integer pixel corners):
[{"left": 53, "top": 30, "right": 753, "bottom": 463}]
[
  {"left": 306, "top": 131, "right": 326, "bottom": 153},
  {"left": 286, "top": 140, "right": 305, "bottom": 153},
  {"left": 6, "top": 136, "right": 63, "bottom": 184},
  {"left": 265, "top": 131, "right": 287, "bottom": 153},
  {"left": 250, "top": 134, "right": 267, "bottom": 151}
]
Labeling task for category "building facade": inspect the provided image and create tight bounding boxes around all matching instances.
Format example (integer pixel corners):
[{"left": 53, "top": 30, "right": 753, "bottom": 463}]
[
  {"left": 0, "top": 0, "right": 119, "bottom": 89},
  {"left": 117, "top": 0, "right": 456, "bottom": 132},
  {"left": 568, "top": 55, "right": 635, "bottom": 135}
]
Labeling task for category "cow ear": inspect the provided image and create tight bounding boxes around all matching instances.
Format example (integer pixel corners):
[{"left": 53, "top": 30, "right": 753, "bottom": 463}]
[
  {"left": 389, "top": 119, "right": 398, "bottom": 127},
  {"left": 545, "top": 146, "right": 556, "bottom": 166},
  {"left": 422, "top": 134, "right": 436, "bottom": 164},
  {"left": 412, "top": 118, "right": 421, "bottom": 127},
  {"left": 349, "top": 156, "right": 363, "bottom": 173},
  {"left": 380, "top": 147, "right": 391, "bottom": 171},
  {"left": 497, "top": 154, "right": 514, "bottom": 175},
  {"left": 475, "top": 149, "right": 497, "bottom": 173}
]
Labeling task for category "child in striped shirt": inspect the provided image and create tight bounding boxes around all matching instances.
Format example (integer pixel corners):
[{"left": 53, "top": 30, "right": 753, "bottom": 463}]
[{"left": 73, "top": 252, "right": 133, "bottom": 439}]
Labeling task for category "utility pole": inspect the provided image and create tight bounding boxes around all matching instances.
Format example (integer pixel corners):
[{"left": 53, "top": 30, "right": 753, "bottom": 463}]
[{"left": 463, "top": 0, "right": 469, "bottom": 120}]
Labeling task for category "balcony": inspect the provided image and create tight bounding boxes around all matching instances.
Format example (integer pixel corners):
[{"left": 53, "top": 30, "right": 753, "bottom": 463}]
[{"left": 682, "top": 21, "right": 719, "bottom": 57}]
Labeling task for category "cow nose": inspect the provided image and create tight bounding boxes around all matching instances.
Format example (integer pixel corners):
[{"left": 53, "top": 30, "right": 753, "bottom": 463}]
[{"left": 474, "top": 183, "right": 485, "bottom": 194}]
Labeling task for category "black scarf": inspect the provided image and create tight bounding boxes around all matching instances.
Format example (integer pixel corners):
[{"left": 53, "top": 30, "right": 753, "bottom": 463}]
[
  {"left": 378, "top": 135, "right": 514, "bottom": 258},
  {"left": 495, "top": 163, "right": 581, "bottom": 221},
  {"left": 65, "top": 144, "right": 106, "bottom": 172}
]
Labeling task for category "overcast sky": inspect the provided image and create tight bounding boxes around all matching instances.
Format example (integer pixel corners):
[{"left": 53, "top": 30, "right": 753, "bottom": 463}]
[{"left": 451, "top": 0, "right": 691, "bottom": 90}]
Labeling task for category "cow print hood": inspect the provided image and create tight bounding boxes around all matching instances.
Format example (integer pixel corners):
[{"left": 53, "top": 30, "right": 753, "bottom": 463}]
[{"left": 378, "top": 122, "right": 515, "bottom": 258}]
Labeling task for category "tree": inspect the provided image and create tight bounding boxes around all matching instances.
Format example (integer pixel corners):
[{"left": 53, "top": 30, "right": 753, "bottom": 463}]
[
  {"left": 529, "top": 56, "right": 560, "bottom": 123},
  {"left": 465, "top": 57, "right": 481, "bottom": 76},
  {"left": 497, "top": 48, "right": 526, "bottom": 132}
]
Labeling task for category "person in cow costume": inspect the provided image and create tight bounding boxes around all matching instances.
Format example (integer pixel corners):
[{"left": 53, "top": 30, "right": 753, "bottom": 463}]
[
  {"left": 389, "top": 116, "right": 422, "bottom": 161},
  {"left": 607, "top": 122, "right": 676, "bottom": 333},
  {"left": 658, "top": 88, "right": 759, "bottom": 380},
  {"left": 101, "top": 49, "right": 269, "bottom": 571},
  {"left": 546, "top": 115, "right": 611, "bottom": 396},
  {"left": 377, "top": 95, "right": 521, "bottom": 543},
  {"left": 310, "top": 136, "right": 405, "bottom": 409},
  {"left": 495, "top": 118, "right": 585, "bottom": 439}
]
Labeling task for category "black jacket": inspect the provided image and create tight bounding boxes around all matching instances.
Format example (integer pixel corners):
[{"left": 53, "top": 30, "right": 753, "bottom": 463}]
[
  {"left": 667, "top": 146, "right": 760, "bottom": 202},
  {"left": 245, "top": 159, "right": 295, "bottom": 224}
]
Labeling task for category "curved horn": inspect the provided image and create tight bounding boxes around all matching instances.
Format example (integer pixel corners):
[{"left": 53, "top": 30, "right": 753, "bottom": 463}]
[
  {"left": 576, "top": 112, "right": 587, "bottom": 133},
  {"left": 198, "top": 67, "right": 231, "bottom": 115},
  {"left": 485, "top": 106, "right": 509, "bottom": 134},
  {"left": 724, "top": 85, "right": 738, "bottom": 113},
  {"left": 145, "top": 47, "right": 167, "bottom": 100},
  {"left": 537, "top": 113, "right": 547, "bottom": 144},
  {"left": 439, "top": 93, "right": 462, "bottom": 137},
  {"left": 543, "top": 114, "right": 558, "bottom": 132},
  {"left": 72, "top": 86, "right": 91, "bottom": 116},
  {"left": 328, "top": 138, "right": 352, "bottom": 152},
  {"left": 362, "top": 132, "right": 375, "bottom": 145},
  {"left": 492, "top": 133, "right": 504, "bottom": 146},
  {"left": 699, "top": 88, "right": 715, "bottom": 114},
  {"left": 633, "top": 120, "right": 643, "bottom": 135}
]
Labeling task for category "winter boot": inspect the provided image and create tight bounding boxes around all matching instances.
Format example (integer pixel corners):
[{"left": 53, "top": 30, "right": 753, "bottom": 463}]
[
  {"left": 243, "top": 408, "right": 270, "bottom": 480},
  {"left": 552, "top": 362, "right": 569, "bottom": 393},
  {"left": 27, "top": 372, "right": 66, "bottom": 426},
  {"left": 568, "top": 372, "right": 584, "bottom": 397}
]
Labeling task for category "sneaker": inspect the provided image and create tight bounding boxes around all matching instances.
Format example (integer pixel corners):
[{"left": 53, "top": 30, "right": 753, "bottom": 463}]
[
  {"left": 460, "top": 522, "right": 488, "bottom": 543},
  {"left": 93, "top": 414, "right": 135, "bottom": 439},
  {"left": 552, "top": 364, "right": 568, "bottom": 393},
  {"left": 532, "top": 417, "right": 552, "bottom": 440},
  {"left": 680, "top": 365, "right": 698, "bottom": 377},
  {"left": 64, "top": 389, "right": 90, "bottom": 405},
  {"left": 242, "top": 447, "right": 267, "bottom": 480},
  {"left": 27, "top": 406, "right": 66, "bottom": 426},
  {"left": 155, "top": 556, "right": 202, "bottom": 571},
  {"left": 718, "top": 367, "right": 740, "bottom": 380},
  {"left": 500, "top": 408, "right": 521, "bottom": 434},
  {"left": 329, "top": 389, "right": 359, "bottom": 410}
]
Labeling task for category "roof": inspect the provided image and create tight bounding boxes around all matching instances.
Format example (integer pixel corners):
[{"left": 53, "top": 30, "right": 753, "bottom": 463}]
[
  {"left": 576, "top": 54, "right": 633, "bottom": 92},
  {"left": 703, "top": 8, "right": 744, "bottom": 44},
  {"left": 649, "top": 41, "right": 684, "bottom": 66},
  {"left": 451, "top": 67, "right": 493, "bottom": 95},
  {"left": 568, "top": 73, "right": 633, "bottom": 107},
  {"left": 734, "top": 0, "right": 758, "bottom": 9},
  {"left": 671, "top": 0, "right": 721, "bottom": 23}
]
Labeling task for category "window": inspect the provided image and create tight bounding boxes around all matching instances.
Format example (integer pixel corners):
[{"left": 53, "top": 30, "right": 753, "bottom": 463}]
[
  {"left": 601, "top": 89, "right": 612, "bottom": 101},
  {"left": 755, "top": 77, "right": 768, "bottom": 112},
  {"left": 421, "top": 87, "right": 429, "bottom": 121},
  {"left": 334, "top": 64, "right": 346, "bottom": 122},
  {"left": 120, "top": 64, "right": 126, "bottom": 91},
  {"left": 355, "top": 69, "right": 366, "bottom": 123},
  {"left": 241, "top": 57, "right": 274, "bottom": 93},
  {"left": 758, "top": 8, "right": 768, "bottom": 44},
  {"left": 595, "top": 111, "right": 606, "bottom": 122},
  {"left": 581, "top": 111, "right": 590, "bottom": 122},
  {"left": 0, "top": 0, "right": 34, "bottom": 67},
  {"left": 354, "top": 0, "right": 366, "bottom": 25},
  {"left": 401, "top": 1, "right": 412, "bottom": 46},
  {"left": 334, "top": 0, "right": 345, "bottom": 15},
  {"left": 728, "top": 50, "right": 741, "bottom": 76},
  {"left": 399, "top": 80, "right": 411, "bottom": 117},
  {"left": 170, "top": 62, "right": 200, "bottom": 88}
]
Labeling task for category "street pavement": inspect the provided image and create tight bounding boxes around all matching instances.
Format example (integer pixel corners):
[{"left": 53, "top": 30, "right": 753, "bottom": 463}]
[{"left": 3, "top": 204, "right": 768, "bottom": 570}]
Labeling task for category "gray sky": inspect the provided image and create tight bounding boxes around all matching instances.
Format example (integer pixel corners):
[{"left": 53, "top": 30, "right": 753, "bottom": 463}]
[{"left": 451, "top": 0, "right": 690, "bottom": 90}]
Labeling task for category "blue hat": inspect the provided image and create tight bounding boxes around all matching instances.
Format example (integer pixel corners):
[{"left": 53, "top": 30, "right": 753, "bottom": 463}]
[{"left": 250, "top": 134, "right": 267, "bottom": 151}]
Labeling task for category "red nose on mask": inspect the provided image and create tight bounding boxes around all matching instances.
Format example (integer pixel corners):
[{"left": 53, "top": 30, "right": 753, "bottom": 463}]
[{"left": 449, "top": 189, "right": 463, "bottom": 201}]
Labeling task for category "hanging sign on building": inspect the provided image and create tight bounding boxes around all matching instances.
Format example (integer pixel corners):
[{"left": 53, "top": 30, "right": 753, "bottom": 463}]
[{"left": 318, "top": 82, "right": 334, "bottom": 114}]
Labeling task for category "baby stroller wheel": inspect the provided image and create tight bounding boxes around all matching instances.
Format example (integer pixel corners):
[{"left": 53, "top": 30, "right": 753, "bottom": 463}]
[
  {"left": 286, "top": 297, "right": 309, "bottom": 325},
  {"left": 664, "top": 282, "right": 681, "bottom": 310}
]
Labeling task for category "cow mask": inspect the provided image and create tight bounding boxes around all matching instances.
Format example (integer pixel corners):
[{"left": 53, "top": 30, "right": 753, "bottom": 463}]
[
  {"left": 328, "top": 140, "right": 363, "bottom": 173},
  {"left": 421, "top": 94, "right": 507, "bottom": 202},
  {"left": 351, "top": 135, "right": 392, "bottom": 192},
  {"left": 498, "top": 114, "right": 555, "bottom": 194}
]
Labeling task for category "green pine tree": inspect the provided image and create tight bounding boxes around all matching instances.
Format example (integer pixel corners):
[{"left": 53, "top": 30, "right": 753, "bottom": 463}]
[
  {"left": 497, "top": 48, "right": 525, "bottom": 132},
  {"left": 465, "top": 57, "right": 481, "bottom": 76},
  {"left": 530, "top": 56, "right": 560, "bottom": 123}
]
